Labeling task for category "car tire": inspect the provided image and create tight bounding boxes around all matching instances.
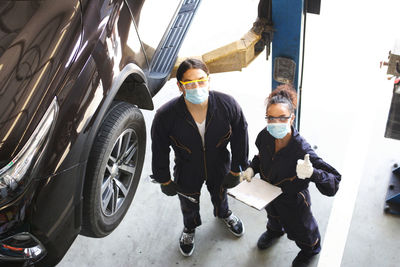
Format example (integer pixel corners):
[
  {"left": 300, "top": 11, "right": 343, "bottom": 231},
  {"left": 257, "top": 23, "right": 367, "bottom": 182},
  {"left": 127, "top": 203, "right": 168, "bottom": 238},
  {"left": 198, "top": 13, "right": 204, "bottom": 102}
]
[{"left": 81, "top": 101, "right": 146, "bottom": 237}]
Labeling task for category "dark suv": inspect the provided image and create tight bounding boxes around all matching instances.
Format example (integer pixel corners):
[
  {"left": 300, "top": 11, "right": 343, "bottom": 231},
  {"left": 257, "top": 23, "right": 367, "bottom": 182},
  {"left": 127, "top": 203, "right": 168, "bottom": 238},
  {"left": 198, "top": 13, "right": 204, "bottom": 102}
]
[{"left": 0, "top": 0, "right": 200, "bottom": 265}]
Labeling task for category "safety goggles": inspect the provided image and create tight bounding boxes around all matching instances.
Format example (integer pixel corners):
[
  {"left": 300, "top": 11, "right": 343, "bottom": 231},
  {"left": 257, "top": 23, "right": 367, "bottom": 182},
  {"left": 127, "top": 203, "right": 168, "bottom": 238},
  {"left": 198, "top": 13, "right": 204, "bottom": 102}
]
[
  {"left": 265, "top": 114, "right": 292, "bottom": 122},
  {"left": 179, "top": 77, "right": 209, "bottom": 89}
]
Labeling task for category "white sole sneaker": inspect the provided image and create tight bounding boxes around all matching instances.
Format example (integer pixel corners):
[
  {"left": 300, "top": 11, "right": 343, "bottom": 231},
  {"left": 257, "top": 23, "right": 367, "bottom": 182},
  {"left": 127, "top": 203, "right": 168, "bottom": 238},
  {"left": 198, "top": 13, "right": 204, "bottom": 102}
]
[
  {"left": 179, "top": 243, "right": 195, "bottom": 257},
  {"left": 222, "top": 213, "right": 245, "bottom": 237},
  {"left": 179, "top": 230, "right": 195, "bottom": 256}
]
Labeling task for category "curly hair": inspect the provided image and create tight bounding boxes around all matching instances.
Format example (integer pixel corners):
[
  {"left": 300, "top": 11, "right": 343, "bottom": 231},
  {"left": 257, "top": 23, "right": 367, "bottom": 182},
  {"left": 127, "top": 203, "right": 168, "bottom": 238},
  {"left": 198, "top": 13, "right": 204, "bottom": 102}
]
[{"left": 266, "top": 84, "right": 297, "bottom": 113}]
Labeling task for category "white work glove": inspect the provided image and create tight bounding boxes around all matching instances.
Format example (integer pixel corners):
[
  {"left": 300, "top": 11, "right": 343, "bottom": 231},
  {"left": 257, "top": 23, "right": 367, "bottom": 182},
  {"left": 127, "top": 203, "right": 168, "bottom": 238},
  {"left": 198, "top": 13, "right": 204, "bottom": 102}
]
[
  {"left": 240, "top": 167, "right": 254, "bottom": 182},
  {"left": 296, "top": 154, "right": 314, "bottom": 179}
]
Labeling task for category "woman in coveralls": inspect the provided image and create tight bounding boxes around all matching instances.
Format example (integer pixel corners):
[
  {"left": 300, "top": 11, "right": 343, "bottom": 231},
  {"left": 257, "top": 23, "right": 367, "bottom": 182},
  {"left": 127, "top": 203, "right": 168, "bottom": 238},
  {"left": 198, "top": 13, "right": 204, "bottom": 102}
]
[
  {"left": 241, "top": 84, "right": 341, "bottom": 267},
  {"left": 151, "top": 58, "right": 249, "bottom": 257}
]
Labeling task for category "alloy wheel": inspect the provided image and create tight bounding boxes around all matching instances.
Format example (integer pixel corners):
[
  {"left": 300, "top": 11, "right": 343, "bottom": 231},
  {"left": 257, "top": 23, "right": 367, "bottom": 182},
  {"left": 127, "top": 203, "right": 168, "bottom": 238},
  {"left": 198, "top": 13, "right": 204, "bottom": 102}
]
[{"left": 101, "top": 128, "right": 138, "bottom": 217}]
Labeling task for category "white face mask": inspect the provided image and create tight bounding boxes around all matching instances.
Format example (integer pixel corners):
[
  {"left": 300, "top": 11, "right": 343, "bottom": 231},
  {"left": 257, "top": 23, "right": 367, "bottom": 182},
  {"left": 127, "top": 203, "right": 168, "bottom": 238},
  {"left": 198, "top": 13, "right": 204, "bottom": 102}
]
[
  {"left": 184, "top": 86, "right": 209, "bottom": 104},
  {"left": 266, "top": 121, "right": 291, "bottom": 139}
]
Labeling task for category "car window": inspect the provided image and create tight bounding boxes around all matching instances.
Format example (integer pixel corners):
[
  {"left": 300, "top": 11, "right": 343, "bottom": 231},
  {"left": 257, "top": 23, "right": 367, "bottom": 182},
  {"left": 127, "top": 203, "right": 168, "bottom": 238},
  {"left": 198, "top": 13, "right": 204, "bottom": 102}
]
[{"left": 129, "top": 0, "right": 181, "bottom": 60}]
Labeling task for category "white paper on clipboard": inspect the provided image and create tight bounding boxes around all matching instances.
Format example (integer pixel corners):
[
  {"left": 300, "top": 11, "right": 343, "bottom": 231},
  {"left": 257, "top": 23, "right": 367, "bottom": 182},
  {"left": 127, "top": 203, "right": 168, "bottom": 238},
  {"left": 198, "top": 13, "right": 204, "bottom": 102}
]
[{"left": 227, "top": 177, "right": 282, "bottom": 210}]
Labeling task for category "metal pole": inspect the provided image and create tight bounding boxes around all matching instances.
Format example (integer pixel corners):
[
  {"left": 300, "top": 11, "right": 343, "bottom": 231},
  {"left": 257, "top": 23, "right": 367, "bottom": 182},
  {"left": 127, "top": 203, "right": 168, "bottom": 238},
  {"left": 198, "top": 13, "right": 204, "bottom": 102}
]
[{"left": 271, "top": 0, "right": 304, "bottom": 130}]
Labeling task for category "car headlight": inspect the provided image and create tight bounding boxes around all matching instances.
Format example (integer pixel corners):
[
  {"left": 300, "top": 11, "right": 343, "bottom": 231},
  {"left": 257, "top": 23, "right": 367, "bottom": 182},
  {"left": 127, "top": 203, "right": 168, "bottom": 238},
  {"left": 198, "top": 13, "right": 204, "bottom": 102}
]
[{"left": 0, "top": 96, "right": 59, "bottom": 205}]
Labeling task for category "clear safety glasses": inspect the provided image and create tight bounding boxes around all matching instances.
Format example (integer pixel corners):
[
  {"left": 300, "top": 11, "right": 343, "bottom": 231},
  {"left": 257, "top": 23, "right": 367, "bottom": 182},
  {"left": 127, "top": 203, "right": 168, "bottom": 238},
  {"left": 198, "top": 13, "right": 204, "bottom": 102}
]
[
  {"left": 265, "top": 114, "right": 292, "bottom": 123},
  {"left": 179, "top": 77, "right": 209, "bottom": 89}
]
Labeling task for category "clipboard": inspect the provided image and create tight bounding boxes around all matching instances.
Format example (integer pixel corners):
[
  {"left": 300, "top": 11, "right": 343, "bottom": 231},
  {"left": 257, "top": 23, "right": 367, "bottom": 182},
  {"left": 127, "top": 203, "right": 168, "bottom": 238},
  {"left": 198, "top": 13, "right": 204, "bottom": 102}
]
[{"left": 227, "top": 177, "right": 282, "bottom": 210}]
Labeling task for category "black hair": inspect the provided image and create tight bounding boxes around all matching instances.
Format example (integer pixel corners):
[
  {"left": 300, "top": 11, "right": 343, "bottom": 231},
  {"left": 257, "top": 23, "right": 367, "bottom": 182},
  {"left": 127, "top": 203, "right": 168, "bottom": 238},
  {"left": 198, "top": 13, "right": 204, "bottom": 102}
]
[
  {"left": 176, "top": 58, "right": 210, "bottom": 82},
  {"left": 266, "top": 84, "right": 297, "bottom": 113}
]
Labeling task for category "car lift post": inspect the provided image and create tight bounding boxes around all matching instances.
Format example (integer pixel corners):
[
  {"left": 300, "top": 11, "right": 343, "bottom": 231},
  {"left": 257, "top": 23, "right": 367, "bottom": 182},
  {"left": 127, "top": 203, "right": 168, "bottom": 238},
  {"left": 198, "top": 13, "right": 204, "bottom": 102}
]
[
  {"left": 271, "top": 0, "right": 303, "bottom": 91},
  {"left": 271, "top": 0, "right": 305, "bottom": 130}
]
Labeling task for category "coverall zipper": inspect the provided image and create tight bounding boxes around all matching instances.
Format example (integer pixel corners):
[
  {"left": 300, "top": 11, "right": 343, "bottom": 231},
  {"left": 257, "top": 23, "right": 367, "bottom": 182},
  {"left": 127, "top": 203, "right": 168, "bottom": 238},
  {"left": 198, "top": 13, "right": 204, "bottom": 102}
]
[
  {"left": 185, "top": 113, "right": 213, "bottom": 181},
  {"left": 264, "top": 144, "right": 296, "bottom": 186},
  {"left": 259, "top": 150, "right": 270, "bottom": 183},
  {"left": 261, "top": 145, "right": 275, "bottom": 183},
  {"left": 203, "top": 113, "right": 214, "bottom": 180}
]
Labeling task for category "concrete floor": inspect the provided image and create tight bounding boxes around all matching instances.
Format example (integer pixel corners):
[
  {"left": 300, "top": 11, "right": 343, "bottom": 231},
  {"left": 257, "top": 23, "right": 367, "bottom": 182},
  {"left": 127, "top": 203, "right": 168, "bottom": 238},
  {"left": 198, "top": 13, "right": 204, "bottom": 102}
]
[{"left": 59, "top": 0, "right": 400, "bottom": 266}]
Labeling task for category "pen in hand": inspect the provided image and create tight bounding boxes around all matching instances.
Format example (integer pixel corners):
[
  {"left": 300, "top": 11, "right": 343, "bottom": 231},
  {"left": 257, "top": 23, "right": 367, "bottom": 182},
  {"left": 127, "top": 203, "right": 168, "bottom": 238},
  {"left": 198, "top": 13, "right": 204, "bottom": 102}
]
[{"left": 239, "top": 166, "right": 254, "bottom": 182}]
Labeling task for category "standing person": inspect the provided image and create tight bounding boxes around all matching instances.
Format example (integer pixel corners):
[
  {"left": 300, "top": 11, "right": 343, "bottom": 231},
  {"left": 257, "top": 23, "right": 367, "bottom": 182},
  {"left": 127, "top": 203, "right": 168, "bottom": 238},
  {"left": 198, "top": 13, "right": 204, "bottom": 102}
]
[
  {"left": 151, "top": 58, "right": 249, "bottom": 257},
  {"left": 241, "top": 84, "right": 341, "bottom": 267}
]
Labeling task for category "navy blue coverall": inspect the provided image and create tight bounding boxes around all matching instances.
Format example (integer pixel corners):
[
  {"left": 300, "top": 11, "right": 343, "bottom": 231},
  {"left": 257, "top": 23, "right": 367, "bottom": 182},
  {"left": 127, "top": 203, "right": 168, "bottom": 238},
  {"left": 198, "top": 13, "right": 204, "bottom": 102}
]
[
  {"left": 151, "top": 91, "right": 249, "bottom": 230},
  {"left": 250, "top": 127, "right": 341, "bottom": 254}
]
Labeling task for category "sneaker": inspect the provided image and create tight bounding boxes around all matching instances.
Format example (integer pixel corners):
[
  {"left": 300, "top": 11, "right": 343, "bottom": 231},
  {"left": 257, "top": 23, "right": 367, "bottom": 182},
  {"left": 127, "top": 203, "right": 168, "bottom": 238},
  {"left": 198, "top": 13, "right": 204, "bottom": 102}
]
[
  {"left": 179, "top": 228, "right": 195, "bottom": 256},
  {"left": 257, "top": 229, "right": 284, "bottom": 249},
  {"left": 292, "top": 250, "right": 318, "bottom": 267},
  {"left": 222, "top": 213, "right": 244, "bottom": 237}
]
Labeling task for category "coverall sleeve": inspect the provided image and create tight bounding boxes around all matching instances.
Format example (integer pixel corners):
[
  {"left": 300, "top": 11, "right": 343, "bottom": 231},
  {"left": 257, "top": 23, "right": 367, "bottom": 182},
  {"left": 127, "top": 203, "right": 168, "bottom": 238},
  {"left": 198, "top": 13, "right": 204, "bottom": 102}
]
[
  {"left": 151, "top": 110, "right": 171, "bottom": 184},
  {"left": 307, "top": 149, "right": 342, "bottom": 196},
  {"left": 249, "top": 133, "right": 262, "bottom": 174},
  {"left": 229, "top": 99, "right": 249, "bottom": 173},
  {"left": 250, "top": 154, "right": 261, "bottom": 174}
]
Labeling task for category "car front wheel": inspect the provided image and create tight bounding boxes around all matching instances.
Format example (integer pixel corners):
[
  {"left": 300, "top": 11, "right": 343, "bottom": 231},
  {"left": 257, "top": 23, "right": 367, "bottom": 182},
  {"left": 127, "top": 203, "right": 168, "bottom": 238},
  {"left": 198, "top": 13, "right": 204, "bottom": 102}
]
[{"left": 81, "top": 101, "right": 145, "bottom": 237}]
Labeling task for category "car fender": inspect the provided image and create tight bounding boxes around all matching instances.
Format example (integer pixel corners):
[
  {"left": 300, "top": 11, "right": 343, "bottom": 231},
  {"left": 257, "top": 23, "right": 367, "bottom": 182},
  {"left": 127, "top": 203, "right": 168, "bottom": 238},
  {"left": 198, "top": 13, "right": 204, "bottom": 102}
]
[{"left": 79, "top": 62, "right": 152, "bottom": 168}]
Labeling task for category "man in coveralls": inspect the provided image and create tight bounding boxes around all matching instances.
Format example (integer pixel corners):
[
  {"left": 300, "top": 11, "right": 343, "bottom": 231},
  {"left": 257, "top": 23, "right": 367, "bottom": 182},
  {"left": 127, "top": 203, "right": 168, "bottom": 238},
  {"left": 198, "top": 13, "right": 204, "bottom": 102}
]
[{"left": 151, "top": 58, "right": 249, "bottom": 256}]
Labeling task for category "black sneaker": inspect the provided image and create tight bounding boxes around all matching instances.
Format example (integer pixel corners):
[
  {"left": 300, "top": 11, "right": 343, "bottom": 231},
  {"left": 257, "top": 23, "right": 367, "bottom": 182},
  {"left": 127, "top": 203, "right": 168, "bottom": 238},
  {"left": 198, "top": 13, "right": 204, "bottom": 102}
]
[
  {"left": 179, "top": 228, "right": 195, "bottom": 256},
  {"left": 222, "top": 213, "right": 244, "bottom": 237},
  {"left": 257, "top": 229, "right": 284, "bottom": 249},
  {"left": 292, "top": 250, "right": 318, "bottom": 267}
]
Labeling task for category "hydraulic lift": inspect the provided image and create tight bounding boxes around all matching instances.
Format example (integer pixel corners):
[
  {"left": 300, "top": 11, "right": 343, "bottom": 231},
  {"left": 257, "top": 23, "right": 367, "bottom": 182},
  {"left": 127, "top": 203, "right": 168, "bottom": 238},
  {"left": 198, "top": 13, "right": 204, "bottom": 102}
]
[{"left": 171, "top": 0, "right": 321, "bottom": 130}]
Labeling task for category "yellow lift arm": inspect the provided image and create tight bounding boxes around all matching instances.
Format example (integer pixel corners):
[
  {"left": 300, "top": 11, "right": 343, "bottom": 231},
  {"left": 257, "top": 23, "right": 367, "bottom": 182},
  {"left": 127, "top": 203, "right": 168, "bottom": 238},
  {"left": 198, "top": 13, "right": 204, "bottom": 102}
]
[{"left": 170, "top": 29, "right": 263, "bottom": 78}]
